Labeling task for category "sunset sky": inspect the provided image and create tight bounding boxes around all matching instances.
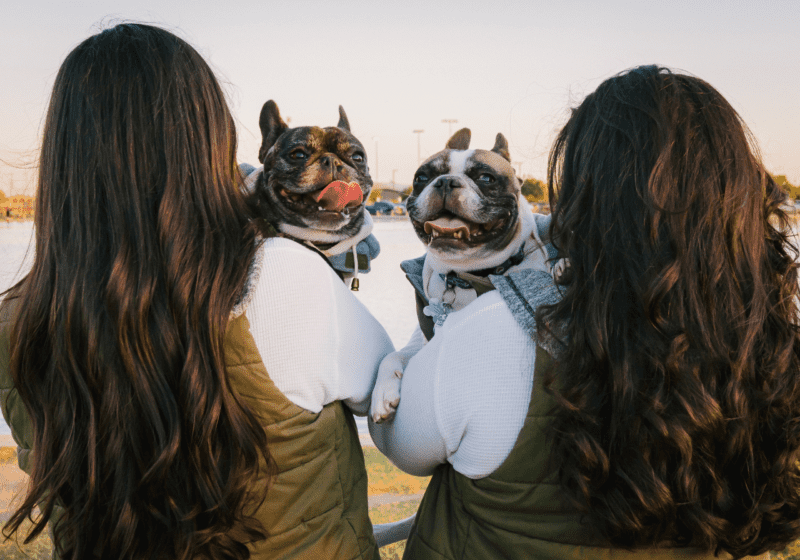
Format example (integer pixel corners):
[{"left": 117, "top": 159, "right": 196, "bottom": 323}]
[{"left": 1, "top": 0, "right": 798, "bottom": 196}]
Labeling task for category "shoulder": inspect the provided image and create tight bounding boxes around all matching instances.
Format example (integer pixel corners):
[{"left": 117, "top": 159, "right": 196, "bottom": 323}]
[
  {"left": 0, "top": 294, "right": 34, "bottom": 471},
  {"left": 0, "top": 293, "right": 20, "bottom": 326},
  {"left": 0, "top": 295, "right": 19, "bottom": 376},
  {"left": 0, "top": 294, "right": 21, "bottom": 387},
  {"left": 231, "top": 237, "right": 339, "bottom": 318}
]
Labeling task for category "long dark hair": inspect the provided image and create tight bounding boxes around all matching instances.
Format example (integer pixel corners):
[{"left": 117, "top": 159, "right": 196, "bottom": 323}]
[
  {"left": 542, "top": 65, "right": 800, "bottom": 557},
  {"left": 2, "top": 24, "right": 274, "bottom": 560}
]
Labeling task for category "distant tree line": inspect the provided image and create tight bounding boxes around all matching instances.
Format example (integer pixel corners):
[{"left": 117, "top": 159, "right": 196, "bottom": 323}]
[
  {"left": 521, "top": 175, "right": 800, "bottom": 204},
  {"left": 521, "top": 178, "right": 547, "bottom": 203}
]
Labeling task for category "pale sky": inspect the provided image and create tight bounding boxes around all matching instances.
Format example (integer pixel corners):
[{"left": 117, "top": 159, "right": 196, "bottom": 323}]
[{"left": 1, "top": 0, "right": 798, "bottom": 196}]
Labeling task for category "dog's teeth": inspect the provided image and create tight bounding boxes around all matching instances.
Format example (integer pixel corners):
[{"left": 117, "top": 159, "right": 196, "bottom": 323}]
[
  {"left": 318, "top": 206, "right": 325, "bottom": 211},
  {"left": 454, "top": 231, "right": 462, "bottom": 239}
]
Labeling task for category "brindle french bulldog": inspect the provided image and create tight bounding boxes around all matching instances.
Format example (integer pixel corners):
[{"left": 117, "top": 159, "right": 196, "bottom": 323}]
[{"left": 245, "top": 101, "right": 379, "bottom": 284}]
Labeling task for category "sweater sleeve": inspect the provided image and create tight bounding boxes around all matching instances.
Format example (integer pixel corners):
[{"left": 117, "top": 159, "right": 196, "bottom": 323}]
[
  {"left": 437, "top": 291, "right": 536, "bottom": 478},
  {"left": 370, "top": 290, "right": 536, "bottom": 479},
  {"left": 246, "top": 238, "right": 394, "bottom": 414}
]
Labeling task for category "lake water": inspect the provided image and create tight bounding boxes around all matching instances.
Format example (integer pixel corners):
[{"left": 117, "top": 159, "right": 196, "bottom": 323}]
[{"left": 0, "top": 219, "right": 424, "bottom": 436}]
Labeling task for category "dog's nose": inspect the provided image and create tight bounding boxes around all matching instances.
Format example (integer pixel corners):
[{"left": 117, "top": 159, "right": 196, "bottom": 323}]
[
  {"left": 320, "top": 154, "right": 343, "bottom": 169},
  {"left": 434, "top": 177, "right": 461, "bottom": 191}
]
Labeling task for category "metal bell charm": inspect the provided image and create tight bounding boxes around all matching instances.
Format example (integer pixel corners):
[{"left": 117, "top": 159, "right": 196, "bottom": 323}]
[{"left": 351, "top": 277, "right": 360, "bottom": 291}]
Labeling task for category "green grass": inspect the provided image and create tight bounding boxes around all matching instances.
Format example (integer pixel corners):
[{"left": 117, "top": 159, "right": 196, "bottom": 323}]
[
  {"left": 5, "top": 445, "right": 800, "bottom": 559},
  {"left": 363, "top": 447, "right": 428, "bottom": 559},
  {"left": 0, "top": 447, "right": 16, "bottom": 464},
  {"left": 0, "top": 445, "right": 427, "bottom": 559},
  {"left": 372, "top": 500, "right": 421, "bottom": 560},
  {"left": 363, "top": 446, "right": 430, "bottom": 496},
  {"left": 772, "top": 541, "right": 800, "bottom": 560},
  {"left": 0, "top": 519, "right": 53, "bottom": 560}
]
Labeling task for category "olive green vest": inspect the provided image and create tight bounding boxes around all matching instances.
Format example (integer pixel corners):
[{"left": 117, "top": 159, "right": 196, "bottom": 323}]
[
  {"left": 403, "top": 346, "right": 768, "bottom": 560},
  {"left": 0, "top": 298, "right": 379, "bottom": 560},
  {"left": 224, "top": 311, "right": 379, "bottom": 560}
]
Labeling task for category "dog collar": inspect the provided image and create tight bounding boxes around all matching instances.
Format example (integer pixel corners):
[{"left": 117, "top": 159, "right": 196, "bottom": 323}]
[
  {"left": 466, "top": 245, "right": 527, "bottom": 278},
  {"left": 439, "top": 271, "right": 495, "bottom": 296}
]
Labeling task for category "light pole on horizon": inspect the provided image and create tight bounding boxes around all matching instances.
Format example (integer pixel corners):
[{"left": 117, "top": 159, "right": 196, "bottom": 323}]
[
  {"left": 392, "top": 169, "right": 397, "bottom": 189},
  {"left": 413, "top": 129, "right": 424, "bottom": 166},
  {"left": 442, "top": 119, "right": 457, "bottom": 136},
  {"left": 513, "top": 161, "right": 523, "bottom": 177}
]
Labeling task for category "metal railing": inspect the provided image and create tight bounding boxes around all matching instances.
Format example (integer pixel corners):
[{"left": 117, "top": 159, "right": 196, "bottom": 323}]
[{"left": 373, "top": 514, "right": 417, "bottom": 548}]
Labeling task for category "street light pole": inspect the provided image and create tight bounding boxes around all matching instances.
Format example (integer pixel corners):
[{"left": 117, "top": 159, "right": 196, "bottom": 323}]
[
  {"left": 413, "top": 129, "right": 424, "bottom": 166},
  {"left": 442, "top": 119, "right": 458, "bottom": 136},
  {"left": 392, "top": 169, "right": 397, "bottom": 188}
]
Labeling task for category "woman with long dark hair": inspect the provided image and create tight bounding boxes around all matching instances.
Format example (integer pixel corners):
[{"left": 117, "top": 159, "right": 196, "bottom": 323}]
[
  {"left": 0, "top": 23, "right": 389, "bottom": 559},
  {"left": 371, "top": 65, "right": 800, "bottom": 559}
]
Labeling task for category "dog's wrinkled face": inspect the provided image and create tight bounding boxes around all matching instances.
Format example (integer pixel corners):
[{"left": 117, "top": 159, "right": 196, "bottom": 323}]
[
  {"left": 255, "top": 100, "right": 372, "bottom": 237},
  {"left": 405, "top": 128, "right": 522, "bottom": 267}
]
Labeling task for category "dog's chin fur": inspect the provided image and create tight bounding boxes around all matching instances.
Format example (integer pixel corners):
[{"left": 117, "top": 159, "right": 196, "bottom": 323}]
[
  {"left": 276, "top": 208, "right": 367, "bottom": 242},
  {"left": 425, "top": 196, "right": 536, "bottom": 274},
  {"left": 280, "top": 211, "right": 374, "bottom": 255}
]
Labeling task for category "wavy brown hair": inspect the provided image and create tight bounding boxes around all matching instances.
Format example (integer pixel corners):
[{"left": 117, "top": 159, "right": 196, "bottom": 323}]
[
  {"left": 542, "top": 65, "right": 800, "bottom": 557},
  {"left": 1, "top": 24, "right": 274, "bottom": 560}
]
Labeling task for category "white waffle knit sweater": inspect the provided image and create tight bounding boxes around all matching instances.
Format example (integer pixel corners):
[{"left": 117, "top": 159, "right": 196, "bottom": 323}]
[
  {"left": 368, "top": 289, "right": 537, "bottom": 478},
  {"left": 368, "top": 212, "right": 562, "bottom": 480},
  {"left": 240, "top": 237, "right": 394, "bottom": 415}
]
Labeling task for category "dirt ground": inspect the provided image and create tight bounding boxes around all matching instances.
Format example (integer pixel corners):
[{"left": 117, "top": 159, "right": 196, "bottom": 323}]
[
  {"left": 0, "top": 434, "right": 422, "bottom": 517},
  {"left": 0, "top": 435, "right": 28, "bottom": 523}
]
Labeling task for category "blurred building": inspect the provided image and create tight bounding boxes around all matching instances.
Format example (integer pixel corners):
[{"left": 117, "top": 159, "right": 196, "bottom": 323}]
[
  {"left": 3, "top": 195, "right": 35, "bottom": 219},
  {"left": 370, "top": 183, "right": 410, "bottom": 204}
]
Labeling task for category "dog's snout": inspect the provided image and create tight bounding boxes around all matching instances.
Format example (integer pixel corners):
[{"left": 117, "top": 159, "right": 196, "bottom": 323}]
[
  {"left": 320, "top": 154, "right": 343, "bottom": 169},
  {"left": 434, "top": 176, "right": 461, "bottom": 190}
]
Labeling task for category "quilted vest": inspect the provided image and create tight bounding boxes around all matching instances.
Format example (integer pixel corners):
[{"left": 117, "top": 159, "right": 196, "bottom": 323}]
[
  {"left": 224, "top": 311, "right": 379, "bottom": 560},
  {"left": 403, "top": 346, "right": 769, "bottom": 560},
  {"left": 0, "top": 297, "right": 379, "bottom": 560}
]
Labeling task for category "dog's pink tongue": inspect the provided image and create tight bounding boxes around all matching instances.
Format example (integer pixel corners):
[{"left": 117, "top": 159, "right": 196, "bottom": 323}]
[
  {"left": 423, "top": 217, "right": 471, "bottom": 237},
  {"left": 314, "top": 181, "right": 363, "bottom": 212}
]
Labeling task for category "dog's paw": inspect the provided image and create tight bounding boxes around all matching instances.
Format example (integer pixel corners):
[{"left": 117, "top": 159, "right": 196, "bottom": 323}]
[{"left": 371, "top": 352, "right": 405, "bottom": 423}]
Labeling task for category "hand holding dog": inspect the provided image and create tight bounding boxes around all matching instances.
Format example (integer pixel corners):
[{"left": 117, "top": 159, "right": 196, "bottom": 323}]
[{"left": 371, "top": 327, "right": 426, "bottom": 423}]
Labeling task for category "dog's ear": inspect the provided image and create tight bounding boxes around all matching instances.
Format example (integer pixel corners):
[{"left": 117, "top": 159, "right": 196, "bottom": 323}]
[
  {"left": 337, "top": 106, "right": 351, "bottom": 131},
  {"left": 259, "top": 100, "right": 289, "bottom": 163},
  {"left": 446, "top": 128, "right": 471, "bottom": 150},
  {"left": 491, "top": 133, "right": 511, "bottom": 162}
]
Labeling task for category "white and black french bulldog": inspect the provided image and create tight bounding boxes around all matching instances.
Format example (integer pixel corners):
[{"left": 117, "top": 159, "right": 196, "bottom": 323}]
[
  {"left": 370, "top": 128, "right": 551, "bottom": 422},
  {"left": 244, "top": 100, "right": 379, "bottom": 287}
]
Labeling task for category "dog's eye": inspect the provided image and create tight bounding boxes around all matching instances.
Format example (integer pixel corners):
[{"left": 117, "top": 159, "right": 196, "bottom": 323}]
[
  {"left": 289, "top": 149, "right": 308, "bottom": 161},
  {"left": 414, "top": 173, "right": 429, "bottom": 185},
  {"left": 352, "top": 152, "right": 365, "bottom": 164},
  {"left": 477, "top": 173, "right": 495, "bottom": 185}
]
